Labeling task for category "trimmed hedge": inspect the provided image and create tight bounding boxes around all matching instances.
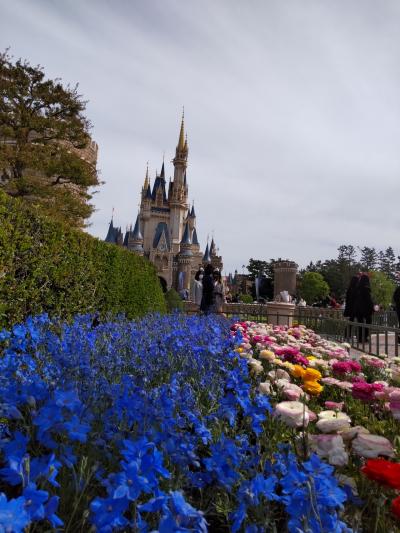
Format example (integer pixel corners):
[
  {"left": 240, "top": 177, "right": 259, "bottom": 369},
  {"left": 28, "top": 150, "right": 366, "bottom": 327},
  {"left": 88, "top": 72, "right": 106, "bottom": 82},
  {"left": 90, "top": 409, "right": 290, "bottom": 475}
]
[{"left": 0, "top": 191, "right": 166, "bottom": 327}]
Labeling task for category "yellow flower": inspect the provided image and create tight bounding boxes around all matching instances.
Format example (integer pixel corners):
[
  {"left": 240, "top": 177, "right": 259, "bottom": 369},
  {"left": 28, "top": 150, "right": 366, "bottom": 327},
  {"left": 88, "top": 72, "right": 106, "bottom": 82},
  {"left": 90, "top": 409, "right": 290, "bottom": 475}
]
[
  {"left": 235, "top": 347, "right": 244, "bottom": 354},
  {"left": 259, "top": 349, "right": 275, "bottom": 361},
  {"left": 306, "top": 356, "right": 317, "bottom": 361},
  {"left": 303, "top": 368, "right": 322, "bottom": 382},
  {"left": 281, "top": 361, "right": 294, "bottom": 371},
  {"left": 291, "top": 365, "right": 306, "bottom": 379},
  {"left": 303, "top": 380, "right": 323, "bottom": 395}
]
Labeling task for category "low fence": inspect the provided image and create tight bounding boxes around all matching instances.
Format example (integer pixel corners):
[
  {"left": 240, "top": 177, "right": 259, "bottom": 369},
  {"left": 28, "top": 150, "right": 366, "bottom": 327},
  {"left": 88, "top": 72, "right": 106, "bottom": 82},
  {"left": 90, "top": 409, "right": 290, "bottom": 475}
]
[{"left": 183, "top": 302, "right": 400, "bottom": 357}]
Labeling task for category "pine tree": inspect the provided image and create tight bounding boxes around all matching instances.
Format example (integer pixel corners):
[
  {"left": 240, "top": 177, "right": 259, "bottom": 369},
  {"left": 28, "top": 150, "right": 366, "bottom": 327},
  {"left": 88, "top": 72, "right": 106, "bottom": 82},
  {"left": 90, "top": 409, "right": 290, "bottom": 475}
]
[
  {"left": 0, "top": 50, "right": 101, "bottom": 227},
  {"left": 359, "top": 246, "right": 378, "bottom": 271},
  {"left": 378, "top": 247, "right": 397, "bottom": 281}
]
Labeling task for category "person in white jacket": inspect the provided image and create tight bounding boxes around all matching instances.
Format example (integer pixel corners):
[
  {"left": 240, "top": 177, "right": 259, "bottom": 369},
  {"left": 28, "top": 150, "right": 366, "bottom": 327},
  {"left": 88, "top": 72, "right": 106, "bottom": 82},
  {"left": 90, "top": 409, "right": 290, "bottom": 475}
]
[{"left": 192, "top": 268, "right": 204, "bottom": 307}]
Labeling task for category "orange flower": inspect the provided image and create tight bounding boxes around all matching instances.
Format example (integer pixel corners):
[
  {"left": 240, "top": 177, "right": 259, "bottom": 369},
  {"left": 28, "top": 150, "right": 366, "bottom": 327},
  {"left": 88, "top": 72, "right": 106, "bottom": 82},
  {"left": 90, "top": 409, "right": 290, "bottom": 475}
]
[
  {"left": 291, "top": 365, "right": 306, "bottom": 379},
  {"left": 303, "top": 380, "right": 323, "bottom": 395},
  {"left": 303, "top": 368, "right": 322, "bottom": 382}
]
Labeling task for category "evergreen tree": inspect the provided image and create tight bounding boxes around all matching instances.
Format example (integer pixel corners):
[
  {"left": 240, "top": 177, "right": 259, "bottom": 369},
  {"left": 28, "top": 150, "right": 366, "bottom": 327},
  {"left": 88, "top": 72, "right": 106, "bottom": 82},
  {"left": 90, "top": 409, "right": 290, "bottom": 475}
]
[
  {"left": 0, "top": 50, "right": 101, "bottom": 227},
  {"left": 359, "top": 246, "right": 378, "bottom": 271},
  {"left": 378, "top": 247, "right": 397, "bottom": 281}
]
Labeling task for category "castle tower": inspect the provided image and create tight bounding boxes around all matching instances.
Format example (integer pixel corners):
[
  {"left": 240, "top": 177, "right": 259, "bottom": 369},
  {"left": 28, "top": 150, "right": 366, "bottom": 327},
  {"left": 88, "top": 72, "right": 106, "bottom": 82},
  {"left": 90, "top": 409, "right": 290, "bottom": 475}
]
[
  {"left": 273, "top": 260, "right": 298, "bottom": 299},
  {"left": 170, "top": 113, "right": 189, "bottom": 252},
  {"left": 177, "top": 222, "right": 193, "bottom": 291}
]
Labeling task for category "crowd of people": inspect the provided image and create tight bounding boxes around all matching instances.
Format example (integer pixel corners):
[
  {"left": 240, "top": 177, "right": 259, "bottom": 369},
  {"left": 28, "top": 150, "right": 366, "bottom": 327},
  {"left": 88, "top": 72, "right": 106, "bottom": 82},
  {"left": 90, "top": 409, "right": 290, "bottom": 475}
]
[{"left": 191, "top": 265, "right": 225, "bottom": 314}]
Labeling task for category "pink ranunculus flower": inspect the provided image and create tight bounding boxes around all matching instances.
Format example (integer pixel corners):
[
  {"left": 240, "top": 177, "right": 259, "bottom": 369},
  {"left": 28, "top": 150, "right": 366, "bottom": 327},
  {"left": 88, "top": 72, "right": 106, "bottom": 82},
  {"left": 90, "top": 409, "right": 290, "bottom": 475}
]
[
  {"left": 274, "top": 401, "right": 310, "bottom": 428},
  {"left": 310, "top": 434, "right": 349, "bottom": 466},
  {"left": 336, "top": 381, "right": 354, "bottom": 392},
  {"left": 324, "top": 401, "right": 344, "bottom": 411},
  {"left": 332, "top": 361, "right": 353, "bottom": 374},
  {"left": 352, "top": 433, "right": 394, "bottom": 458},
  {"left": 389, "top": 390, "right": 400, "bottom": 420},
  {"left": 352, "top": 382, "right": 384, "bottom": 402}
]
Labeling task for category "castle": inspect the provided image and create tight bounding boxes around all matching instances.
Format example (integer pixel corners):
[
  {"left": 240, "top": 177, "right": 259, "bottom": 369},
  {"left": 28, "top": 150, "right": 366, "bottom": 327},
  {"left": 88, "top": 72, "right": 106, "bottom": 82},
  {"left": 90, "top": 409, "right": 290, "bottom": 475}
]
[{"left": 105, "top": 115, "right": 223, "bottom": 292}]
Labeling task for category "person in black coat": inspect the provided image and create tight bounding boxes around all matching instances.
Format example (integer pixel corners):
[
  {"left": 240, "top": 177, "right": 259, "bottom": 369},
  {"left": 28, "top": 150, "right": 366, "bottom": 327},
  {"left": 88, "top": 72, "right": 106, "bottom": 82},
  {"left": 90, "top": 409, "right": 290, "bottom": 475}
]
[
  {"left": 354, "top": 274, "right": 374, "bottom": 342},
  {"left": 344, "top": 275, "right": 359, "bottom": 339},
  {"left": 393, "top": 284, "right": 400, "bottom": 342},
  {"left": 344, "top": 276, "right": 359, "bottom": 321},
  {"left": 200, "top": 264, "right": 215, "bottom": 315}
]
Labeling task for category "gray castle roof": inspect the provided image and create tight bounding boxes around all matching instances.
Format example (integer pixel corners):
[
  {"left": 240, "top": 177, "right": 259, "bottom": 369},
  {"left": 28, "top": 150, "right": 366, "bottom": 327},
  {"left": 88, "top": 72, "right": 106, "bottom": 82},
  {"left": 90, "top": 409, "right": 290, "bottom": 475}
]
[
  {"left": 132, "top": 214, "right": 143, "bottom": 240},
  {"left": 151, "top": 174, "right": 167, "bottom": 203},
  {"left": 153, "top": 222, "right": 170, "bottom": 250},
  {"left": 180, "top": 222, "right": 192, "bottom": 245},
  {"left": 105, "top": 220, "right": 122, "bottom": 244},
  {"left": 192, "top": 227, "right": 199, "bottom": 245},
  {"left": 203, "top": 242, "right": 211, "bottom": 262}
]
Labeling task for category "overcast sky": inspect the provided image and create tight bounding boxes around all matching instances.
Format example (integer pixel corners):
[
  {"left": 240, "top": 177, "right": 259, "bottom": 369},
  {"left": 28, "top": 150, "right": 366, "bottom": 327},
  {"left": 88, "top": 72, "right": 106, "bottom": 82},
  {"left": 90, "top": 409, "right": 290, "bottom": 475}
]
[{"left": 2, "top": 0, "right": 399, "bottom": 273}]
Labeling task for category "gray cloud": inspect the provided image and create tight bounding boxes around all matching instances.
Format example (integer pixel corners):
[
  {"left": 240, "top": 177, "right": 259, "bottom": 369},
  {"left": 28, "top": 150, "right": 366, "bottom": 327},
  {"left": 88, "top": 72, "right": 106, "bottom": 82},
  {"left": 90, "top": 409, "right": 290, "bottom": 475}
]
[{"left": 1, "top": 0, "right": 399, "bottom": 273}]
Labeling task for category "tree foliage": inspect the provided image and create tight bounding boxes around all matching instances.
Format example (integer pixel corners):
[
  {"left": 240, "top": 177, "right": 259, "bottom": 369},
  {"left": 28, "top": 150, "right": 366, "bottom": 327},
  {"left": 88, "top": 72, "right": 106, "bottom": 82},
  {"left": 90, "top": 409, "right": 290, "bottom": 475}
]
[
  {"left": 0, "top": 50, "right": 101, "bottom": 227},
  {"left": 298, "top": 272, "right": 329, "bottom": 305},
  {"left": 370, "top": 271, "right": 396, "bottom": 310}
]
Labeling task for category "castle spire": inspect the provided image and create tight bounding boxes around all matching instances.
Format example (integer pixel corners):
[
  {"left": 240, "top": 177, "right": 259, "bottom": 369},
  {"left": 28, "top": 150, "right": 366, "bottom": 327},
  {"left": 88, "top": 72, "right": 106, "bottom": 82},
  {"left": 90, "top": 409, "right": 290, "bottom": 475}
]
[
  {"left": 177, "top": 108, "right": 185, "bottom": 152},
  {"left": 144, "top": 163, "right": 149, "bottom": 189},
  {"left": 160, "top": 159, "right": 165, "bottom": 178}
]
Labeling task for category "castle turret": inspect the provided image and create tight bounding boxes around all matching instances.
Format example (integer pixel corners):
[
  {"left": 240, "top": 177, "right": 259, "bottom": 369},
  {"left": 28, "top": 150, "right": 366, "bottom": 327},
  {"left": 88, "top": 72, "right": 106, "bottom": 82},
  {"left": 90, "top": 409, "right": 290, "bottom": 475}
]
[
  {"left": 188, "top": 202, "right": 196, "bottom": 231},
  {"left": 202, "top": 242, "right": 211, "bottom": 264},
  {"left": 105, "top": 218, "right": 117, "bottom": 243},
  {"left": 128, "top": 213, "right": 144, "bottom": 255},
  {"left": 178, "top": 222, "right": 193, "bottom": 291},
  {"left": 170, "top": 113, "right": 189, "bottom": 251}
]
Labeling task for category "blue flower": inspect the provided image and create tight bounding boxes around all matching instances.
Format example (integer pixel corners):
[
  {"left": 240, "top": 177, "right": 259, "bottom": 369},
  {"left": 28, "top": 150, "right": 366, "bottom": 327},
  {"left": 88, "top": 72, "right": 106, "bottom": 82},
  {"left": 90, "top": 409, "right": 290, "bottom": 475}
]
[
  {"left": 22, "top": 482, "right": 48, "bottom": 520},
  {"left": 0, "top": 493, "right": 30, "bottom": 533},
  {"left": 90, "top": 496, "right": 129, "bottom": 532},
  {"left": 44, "top": 495, "right": 64, "bottom": 528}
]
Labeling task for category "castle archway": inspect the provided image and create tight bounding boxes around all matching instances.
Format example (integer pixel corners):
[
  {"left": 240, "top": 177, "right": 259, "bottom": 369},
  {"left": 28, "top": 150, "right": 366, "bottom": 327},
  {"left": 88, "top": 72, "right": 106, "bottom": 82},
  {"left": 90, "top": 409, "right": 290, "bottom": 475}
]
[{"left": 158, "top": 276, "right": 168, "bottom": 293}]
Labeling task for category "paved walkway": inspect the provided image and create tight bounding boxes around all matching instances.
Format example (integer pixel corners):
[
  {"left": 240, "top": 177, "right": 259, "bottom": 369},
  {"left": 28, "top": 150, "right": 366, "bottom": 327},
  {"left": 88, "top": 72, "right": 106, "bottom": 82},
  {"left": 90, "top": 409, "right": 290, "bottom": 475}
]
[{"left": 349, "top": 333, "right": 399, "bottom": 358}]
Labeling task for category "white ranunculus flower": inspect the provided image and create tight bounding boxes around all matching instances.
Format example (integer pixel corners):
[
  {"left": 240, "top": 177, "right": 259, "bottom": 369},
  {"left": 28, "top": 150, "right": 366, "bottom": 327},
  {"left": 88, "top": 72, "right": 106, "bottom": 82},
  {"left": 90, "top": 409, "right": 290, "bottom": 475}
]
[
  {"left": 310, "top": 434, "right": 348, "bottom": 466},
  {"left": 275, "top": 401, "right": 310, "bottom": 428},
  {"left": 316, "top": 411, "right": 351, "bottom": 433},
  {"left": 248, "top": 358, "right": 263, "bottom": 375},
  {"left": 352, "top": 433, "right": 394, "bottom": 458},
  {"left": 268, "top": 369, "right": 290, "bottom": 382},
  {"left": 258, "top": 382, "right": 271, "bottom": 395},
  {"left": 340, "top": 425, "right": 370, "bottom": 442}
]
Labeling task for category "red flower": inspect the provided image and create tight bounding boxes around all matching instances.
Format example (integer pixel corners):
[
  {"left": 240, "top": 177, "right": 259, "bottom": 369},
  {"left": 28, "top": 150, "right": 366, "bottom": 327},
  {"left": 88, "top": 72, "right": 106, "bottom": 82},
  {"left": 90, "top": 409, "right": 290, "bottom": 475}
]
[
  {"left": 392, "top": 496, "right": 400, "bottom": 519},
  {"left": 362, "top": 459, "right": 400, "bottom": 490}
]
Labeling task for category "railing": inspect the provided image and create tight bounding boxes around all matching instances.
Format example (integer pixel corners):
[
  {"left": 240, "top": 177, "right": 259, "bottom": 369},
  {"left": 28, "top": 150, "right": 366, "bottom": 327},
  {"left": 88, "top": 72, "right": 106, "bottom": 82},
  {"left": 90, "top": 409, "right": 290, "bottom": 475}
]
[{"left": 182, "top": 302, "right": 399, "bottom": 357}]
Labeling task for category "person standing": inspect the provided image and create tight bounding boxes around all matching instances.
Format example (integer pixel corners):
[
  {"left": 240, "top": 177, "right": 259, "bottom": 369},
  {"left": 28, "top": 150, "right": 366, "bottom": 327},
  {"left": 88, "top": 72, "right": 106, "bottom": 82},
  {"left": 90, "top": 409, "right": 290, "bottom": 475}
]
[
  {"left": 344, "top": 275, "right": 359, "bottom": 338},
  {"left": 200, "top": 264, "right": 214, "bottom": 315},
  {"left": 192, "top": 268, "right": 204, "bottom": 307},
  {"left": 354, "top": 274, "right": 374, "bottom": 343},
  {"left": 213, "top": 268, "right": 225, "bottom": 314},
  {"left": 393, "top": 282, "right": 400, "bottom": 343}
]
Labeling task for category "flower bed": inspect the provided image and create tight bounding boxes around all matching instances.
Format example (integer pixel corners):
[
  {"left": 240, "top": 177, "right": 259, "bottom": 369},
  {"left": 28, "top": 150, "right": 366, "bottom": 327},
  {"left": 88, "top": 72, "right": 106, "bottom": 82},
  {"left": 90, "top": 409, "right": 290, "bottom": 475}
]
[{"left": 0, "top": 315, "right": 398, "bottom": 531}]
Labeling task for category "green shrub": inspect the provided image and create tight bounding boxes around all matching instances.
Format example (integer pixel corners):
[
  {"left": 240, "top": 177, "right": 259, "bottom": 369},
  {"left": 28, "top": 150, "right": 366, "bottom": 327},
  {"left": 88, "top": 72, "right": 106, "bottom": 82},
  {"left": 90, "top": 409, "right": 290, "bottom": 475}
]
[
  {"left": 239, "top": 293, "right": 253, "bottom": 304},
  {"left": 165, "top": 288, "right": 184, "bottom": 312},
  {"left": 0, "top": 191, "right": 166, "bottom": 327}
]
